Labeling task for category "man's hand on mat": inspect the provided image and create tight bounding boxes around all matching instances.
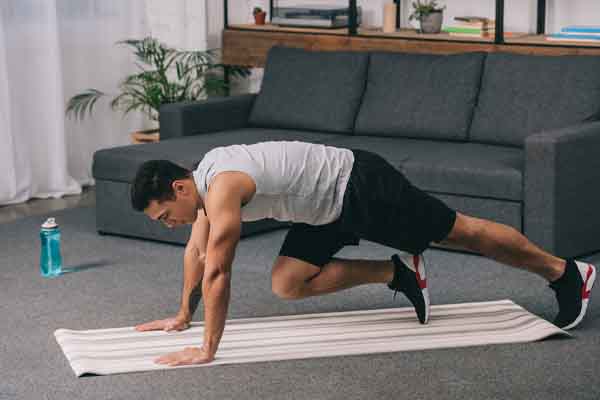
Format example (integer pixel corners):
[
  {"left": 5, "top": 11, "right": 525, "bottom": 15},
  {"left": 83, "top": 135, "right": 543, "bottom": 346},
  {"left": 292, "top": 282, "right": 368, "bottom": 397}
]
[
  {"left": 154, "top": 345, "right": 215, "bottom": 366},
  {"left": 134, "top": 316, "right": 190, "bottom": 332}
]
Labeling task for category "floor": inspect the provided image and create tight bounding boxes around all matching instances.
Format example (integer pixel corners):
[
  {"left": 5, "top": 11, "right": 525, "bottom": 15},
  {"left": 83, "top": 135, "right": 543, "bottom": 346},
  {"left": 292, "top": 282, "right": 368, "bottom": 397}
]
[
  {"left": 3, "top": 204, "right": 599, "bottom": 400},
  {"left": 3, "top": 186, "right": 599, "bottom": 399},
  {"left": 0, "top": 186, "right": 96, "bottom": 225}
]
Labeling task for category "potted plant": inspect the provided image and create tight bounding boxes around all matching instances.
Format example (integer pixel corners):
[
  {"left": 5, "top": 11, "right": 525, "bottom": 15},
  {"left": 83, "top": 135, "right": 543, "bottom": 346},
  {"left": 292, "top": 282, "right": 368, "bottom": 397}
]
[
  {"left": 409, "top": 1, "right": 446, "bottom": 34},
  {"left": 65, "top": 37, "right": 251, "bottom": 144},
  {"left": 253, "top": 7, "right": 267, "bottom": 25}
]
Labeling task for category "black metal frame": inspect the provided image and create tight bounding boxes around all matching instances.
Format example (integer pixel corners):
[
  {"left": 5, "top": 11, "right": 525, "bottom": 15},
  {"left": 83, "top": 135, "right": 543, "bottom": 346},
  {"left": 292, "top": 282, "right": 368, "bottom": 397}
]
[
  {"left": 537, "top": 0, "right": 546, "bottom": 34},
  {"left": 495, "top": 0, "right": 504, "bottom": 44},
  {"left": 223, "top": 1, "right": 600, "bottom": 49}
]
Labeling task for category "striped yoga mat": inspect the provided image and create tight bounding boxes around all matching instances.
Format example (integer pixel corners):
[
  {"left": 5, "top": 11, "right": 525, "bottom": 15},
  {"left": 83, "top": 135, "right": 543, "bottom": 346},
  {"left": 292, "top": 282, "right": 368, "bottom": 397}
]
[{"left": 54, "top": 299, "right": 569, "bottom": 376}]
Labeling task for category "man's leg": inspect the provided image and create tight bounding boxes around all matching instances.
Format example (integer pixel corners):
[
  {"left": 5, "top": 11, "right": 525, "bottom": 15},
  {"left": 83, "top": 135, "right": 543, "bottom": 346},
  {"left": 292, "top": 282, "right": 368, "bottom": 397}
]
[
  {"left": 434, "top": 212, "right": 566, "bottom": 282},
  {"left": 429, "top": 211, "right": 596, "bottom": 330},
  {"left": 276, "top": 212, "right": 566, "bottom": 299},
  {"left": 271, "top": 255, "right": 394, "bottom": 299}
]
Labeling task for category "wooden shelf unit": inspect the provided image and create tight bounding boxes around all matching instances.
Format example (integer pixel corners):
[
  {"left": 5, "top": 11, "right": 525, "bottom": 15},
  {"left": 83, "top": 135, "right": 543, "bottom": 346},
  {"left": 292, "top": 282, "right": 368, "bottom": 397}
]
[{"left": 222, "top": 0, "right": 600, "bottom": 68}]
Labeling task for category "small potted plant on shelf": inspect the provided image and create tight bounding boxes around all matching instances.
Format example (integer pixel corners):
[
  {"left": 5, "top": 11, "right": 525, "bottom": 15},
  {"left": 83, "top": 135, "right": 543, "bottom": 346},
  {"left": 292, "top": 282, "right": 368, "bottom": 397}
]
[
  {"left": 253, "top": 7, "right": 267, "bottom": 25},
  {"left": 409, "top": 0, "right": 446, "bottom": 34},
  {"left": 65, "top": 37, "right": 250, "bottom": 144}
]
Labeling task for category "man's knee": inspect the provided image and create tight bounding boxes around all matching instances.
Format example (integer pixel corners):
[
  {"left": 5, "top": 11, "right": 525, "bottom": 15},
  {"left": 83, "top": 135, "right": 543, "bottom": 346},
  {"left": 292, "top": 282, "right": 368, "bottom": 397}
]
[
  {"left": 271, "top": 256, "right": 317, "bottom": 299},
  {"left": 436, "top": 212, "right": 483, "bottom": 248}
]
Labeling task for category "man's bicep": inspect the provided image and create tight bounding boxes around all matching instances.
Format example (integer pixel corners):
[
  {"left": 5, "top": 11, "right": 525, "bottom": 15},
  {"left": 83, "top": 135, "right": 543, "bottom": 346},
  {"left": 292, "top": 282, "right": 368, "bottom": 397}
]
[
  {"left": 206, "top": 202, "right": 241, "bottom": 251},
  {"left": 204, "top": 178, "right": 242, "bottom": 275},
  {"left": 205, "top": 174, "right": 243, "bottom": 246}
]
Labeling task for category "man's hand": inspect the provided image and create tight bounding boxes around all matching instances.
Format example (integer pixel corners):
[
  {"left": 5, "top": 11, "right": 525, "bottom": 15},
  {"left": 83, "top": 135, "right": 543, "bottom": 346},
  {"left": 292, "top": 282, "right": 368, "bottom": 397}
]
[
  {"left": 154, "top": 345, "right": 215, "bottom": 366},
  {"left": 134, "top": 315, "right": 190, "bottom": 332}
]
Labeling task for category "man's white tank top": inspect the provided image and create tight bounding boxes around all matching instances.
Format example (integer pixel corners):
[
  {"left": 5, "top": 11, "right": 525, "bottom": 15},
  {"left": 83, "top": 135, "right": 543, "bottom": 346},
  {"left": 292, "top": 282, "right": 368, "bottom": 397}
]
[{"left": 193, "top": 141, "right": 355, "bottom": 225}]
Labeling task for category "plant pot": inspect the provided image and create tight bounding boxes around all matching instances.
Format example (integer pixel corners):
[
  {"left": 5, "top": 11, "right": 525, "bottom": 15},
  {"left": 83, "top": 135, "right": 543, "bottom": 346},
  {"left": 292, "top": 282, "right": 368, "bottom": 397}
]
[
  {"left": 419, "top": 10, "right": 443, "bottom": 34},
  {"left": 131, "top": 128, "right": 160, "bottom": 144},
  {"left": 254, "top": 11, "right": 266, "bottom": 25}
]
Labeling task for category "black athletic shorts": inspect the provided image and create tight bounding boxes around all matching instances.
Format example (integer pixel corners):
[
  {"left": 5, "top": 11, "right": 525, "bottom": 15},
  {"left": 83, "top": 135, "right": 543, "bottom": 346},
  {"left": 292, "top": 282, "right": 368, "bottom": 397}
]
[{"left": 278, "top": 148, "right": 457, "bottom": 267}]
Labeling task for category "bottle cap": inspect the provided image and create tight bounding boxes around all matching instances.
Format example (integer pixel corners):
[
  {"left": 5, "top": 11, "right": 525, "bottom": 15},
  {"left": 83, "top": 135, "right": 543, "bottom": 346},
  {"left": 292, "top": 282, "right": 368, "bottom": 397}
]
[{"left": 41, "top": 218, "right": 58, "bottom": 229}]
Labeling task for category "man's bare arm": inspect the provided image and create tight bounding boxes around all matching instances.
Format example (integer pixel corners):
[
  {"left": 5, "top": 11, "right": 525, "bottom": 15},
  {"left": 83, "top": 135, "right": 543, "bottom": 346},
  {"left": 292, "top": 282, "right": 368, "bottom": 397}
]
[
  {"left": 201, "top": 175, "right": 242, "bottom": 356},
  {"left": 177, "top": 210, "right": 210, "bottom": 321}
]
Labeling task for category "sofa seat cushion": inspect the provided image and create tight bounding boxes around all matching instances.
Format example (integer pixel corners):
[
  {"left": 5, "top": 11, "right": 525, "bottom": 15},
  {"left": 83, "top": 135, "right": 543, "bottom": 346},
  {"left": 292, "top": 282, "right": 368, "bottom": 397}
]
[
  {"left": 325, "top": 136, "right": 524, "bottom": 201},
  {"left": 470, "top": 52, "right": 600, "bottom": 147},
  {"left": 354, "top": 51, "right": 486, "bottom": 141},
  {"left": 248, "top": 46, "right": 369, "bottom": 134},
  {"left": 93, "top": 128, "right": 347, "bottom": 183}
]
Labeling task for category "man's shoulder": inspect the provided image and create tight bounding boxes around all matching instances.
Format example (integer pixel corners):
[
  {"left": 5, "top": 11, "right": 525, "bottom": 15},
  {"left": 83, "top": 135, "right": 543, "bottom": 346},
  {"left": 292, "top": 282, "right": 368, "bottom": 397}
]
[{"left": 207, "top": 171, "right": 256, "bottom": 204}]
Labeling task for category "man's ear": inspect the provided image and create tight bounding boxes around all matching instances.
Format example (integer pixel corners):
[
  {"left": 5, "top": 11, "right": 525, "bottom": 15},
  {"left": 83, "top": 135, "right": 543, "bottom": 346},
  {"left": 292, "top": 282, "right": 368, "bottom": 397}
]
[{"left": 172, "top": 180, "right": 187, "bottom": 196}]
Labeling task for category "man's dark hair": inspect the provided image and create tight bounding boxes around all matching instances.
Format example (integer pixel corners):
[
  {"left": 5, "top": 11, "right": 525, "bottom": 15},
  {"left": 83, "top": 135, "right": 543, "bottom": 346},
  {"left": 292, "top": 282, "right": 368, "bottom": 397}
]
[{"left": 130, "top": 160, "right": 192, "bottom": 212}]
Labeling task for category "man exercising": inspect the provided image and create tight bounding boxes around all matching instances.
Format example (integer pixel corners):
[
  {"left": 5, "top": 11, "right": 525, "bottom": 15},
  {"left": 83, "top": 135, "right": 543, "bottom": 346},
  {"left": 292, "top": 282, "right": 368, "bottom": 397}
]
[{"left": 131, "top": 140, "right": 596, "bottom": 366}]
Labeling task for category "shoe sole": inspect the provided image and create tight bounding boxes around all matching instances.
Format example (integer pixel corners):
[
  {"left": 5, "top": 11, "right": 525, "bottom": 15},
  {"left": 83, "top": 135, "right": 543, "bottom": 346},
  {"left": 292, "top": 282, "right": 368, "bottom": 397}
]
[
  {"left": 414, "top": 255, "right": 430, "bottom": 324},
  {"left": 562, "top": 262, "right": 596, "bottom": 330},
  {"left": 391, "top": 254, "right": 431, "bottom": 324}
]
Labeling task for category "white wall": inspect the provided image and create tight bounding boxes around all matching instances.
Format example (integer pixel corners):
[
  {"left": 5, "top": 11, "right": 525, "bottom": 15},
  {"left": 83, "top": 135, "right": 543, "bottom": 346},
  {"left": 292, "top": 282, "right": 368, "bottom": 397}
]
[
  {"left": 207, "top": 0, "right": 600, "bottom": 93},
  {"left": 145, "top": 0, "right": 207, "bottom": 50}
]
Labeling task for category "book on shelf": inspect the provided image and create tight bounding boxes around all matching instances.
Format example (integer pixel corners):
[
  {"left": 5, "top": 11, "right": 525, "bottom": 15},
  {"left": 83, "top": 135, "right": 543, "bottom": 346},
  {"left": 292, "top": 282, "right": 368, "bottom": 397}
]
[
  {"left": 443, "top": 27, "right": 495, "bottom": 34},
  {"left": 547, "top": 33, "right": 600, "bottom": 42},
  {"left": 453, "top": 22, "right": 496, "bottom": 30},
  {"left": 448, "top": 33, "right": 494, "bottom": 38},
  {"left": 561, "top": 25, "right": 600, "bottom": 34},
  {"left": 453, "top": 20, "right": 495, "bottom": 28},
  {"left": 557, "top": 31, "right": 600, "bottom": 37},
  {"left": 454, "top": 16, "right": 494, "bottom": 23},
  {"left": 447, "top": 31, "right": 522, "bottom": 38},
  {"left": 446, "top": 17, "right": 495, "bottom": 37}
]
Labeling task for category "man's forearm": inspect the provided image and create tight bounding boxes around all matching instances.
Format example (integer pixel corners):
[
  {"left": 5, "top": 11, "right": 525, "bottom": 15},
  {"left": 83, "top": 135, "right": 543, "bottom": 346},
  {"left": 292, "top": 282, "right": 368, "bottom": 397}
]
[
  {"left": 178, "top": 247, "right": 205, "bottom": 321},
  {"left": 202, "top": 272, "right": 231, "bottom": 355}
]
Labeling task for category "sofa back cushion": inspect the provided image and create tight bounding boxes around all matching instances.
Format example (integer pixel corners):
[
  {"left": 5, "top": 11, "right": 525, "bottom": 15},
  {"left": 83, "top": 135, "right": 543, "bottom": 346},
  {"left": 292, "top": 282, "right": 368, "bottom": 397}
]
[
  {"left": 469, "top": 52, "right": 600, "bottom": 147},
  {"left": 248, "top": 46, "right": 369, "bottom": 134},
  {"left": 353, "top": 51, "right": 486, "bottom": 141}
]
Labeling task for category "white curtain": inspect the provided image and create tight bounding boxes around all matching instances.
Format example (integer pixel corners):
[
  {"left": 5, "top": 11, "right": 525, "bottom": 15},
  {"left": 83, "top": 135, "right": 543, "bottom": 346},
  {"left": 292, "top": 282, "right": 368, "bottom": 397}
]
[{"left": 0, "top": 0, "right": 208, "bottom": 206}]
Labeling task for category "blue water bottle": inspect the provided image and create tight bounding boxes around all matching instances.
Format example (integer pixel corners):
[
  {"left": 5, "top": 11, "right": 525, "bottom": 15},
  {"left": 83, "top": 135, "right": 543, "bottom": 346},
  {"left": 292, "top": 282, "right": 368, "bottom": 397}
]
[{"left": 40, "top": 217, "right": 63, "bottom": 278}]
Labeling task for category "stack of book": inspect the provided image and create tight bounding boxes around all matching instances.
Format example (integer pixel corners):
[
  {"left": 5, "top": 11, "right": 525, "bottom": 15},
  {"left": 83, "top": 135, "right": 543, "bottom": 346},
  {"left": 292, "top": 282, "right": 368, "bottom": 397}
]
[
  {"left": 547, "top": 26, "right": 600, "bottom": 42},
  {"left": 443, "top": 16, "right": 495, "bottom": 37}
]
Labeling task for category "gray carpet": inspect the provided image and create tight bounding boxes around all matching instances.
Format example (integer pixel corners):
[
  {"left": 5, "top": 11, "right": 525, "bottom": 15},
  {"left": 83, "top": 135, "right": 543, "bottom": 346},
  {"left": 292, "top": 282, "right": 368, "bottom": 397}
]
[{"left": 1, "top": 206, "right": 599, "bottom": 400}]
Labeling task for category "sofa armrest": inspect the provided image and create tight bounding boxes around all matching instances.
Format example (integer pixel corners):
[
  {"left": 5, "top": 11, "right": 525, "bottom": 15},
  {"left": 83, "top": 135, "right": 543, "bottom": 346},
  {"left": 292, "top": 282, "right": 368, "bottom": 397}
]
[
  {"left": 524, "top": 120, "right": 600, "bottom": 257},
  {"left": 158, "top": 94, "right": 257, "bottom": 140}
]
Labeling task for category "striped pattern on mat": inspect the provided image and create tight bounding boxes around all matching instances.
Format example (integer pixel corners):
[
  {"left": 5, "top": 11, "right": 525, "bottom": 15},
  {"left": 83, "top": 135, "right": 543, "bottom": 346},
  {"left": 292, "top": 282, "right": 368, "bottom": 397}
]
[{"left": 54, "top": 299, "right": 570, "bottom": 376}]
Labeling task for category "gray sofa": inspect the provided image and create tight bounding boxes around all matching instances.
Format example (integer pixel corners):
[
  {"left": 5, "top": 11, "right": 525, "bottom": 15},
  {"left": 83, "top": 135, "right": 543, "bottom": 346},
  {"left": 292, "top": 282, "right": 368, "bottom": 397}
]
[{"left": 93, "top": 46, "right": 600, "bottom": 259}]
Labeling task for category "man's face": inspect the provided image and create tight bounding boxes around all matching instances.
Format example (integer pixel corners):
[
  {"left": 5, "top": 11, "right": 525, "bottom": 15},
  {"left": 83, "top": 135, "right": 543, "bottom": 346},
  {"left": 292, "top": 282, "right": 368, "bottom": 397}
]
[{"left": 144, "top": 181, "right": 199, "bottom": 228}]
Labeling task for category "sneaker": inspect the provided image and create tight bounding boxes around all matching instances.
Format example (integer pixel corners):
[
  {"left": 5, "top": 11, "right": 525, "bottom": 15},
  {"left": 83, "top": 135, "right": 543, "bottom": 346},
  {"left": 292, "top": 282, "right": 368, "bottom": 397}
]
[
  {"left": 548, "top": 258, "right": 596, "bottom": 330},
  {"left": 387, "top": 253, "right": 430, "bottom": 324}
]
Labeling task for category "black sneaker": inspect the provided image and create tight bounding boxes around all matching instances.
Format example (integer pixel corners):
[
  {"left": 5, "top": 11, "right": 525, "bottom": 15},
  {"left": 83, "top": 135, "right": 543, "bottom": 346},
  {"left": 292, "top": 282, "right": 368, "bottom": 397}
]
[
  {"left": 548, "top": 258, "right": 596, "bottom": 330},
  {"left": 387, "top": 253, "right": 430, "bottom": 324}
]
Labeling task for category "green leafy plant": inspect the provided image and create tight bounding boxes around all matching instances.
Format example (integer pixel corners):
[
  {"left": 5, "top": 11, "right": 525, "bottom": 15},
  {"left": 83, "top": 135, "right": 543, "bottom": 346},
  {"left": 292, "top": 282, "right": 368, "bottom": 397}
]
[
  {"left": 253, "top": 7, "right": 264, "bottom": 16},
  {"left": 409, "top": 0, "right": 446, "bottom": 21},
  {"left": 66, "top": 37, "right": 251, "bottom": 123}
]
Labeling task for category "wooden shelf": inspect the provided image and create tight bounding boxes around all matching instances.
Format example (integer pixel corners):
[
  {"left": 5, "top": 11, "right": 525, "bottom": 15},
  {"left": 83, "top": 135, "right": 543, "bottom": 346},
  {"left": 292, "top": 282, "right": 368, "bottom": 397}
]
[
  {"left": 229, "top": 24, "right": 499, "bottom": 43},
  {"left": 223, "top": 27, "right": 600, "bottom": 68},
  {"left": 228, "top": 24, "right": 600, "bottom": 49}
]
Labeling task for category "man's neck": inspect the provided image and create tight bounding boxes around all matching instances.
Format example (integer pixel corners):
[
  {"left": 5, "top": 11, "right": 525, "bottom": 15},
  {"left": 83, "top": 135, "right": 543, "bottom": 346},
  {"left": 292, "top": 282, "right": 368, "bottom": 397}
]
[{"left": 189, "top": 178, "right": 204, "bottom": 211}]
